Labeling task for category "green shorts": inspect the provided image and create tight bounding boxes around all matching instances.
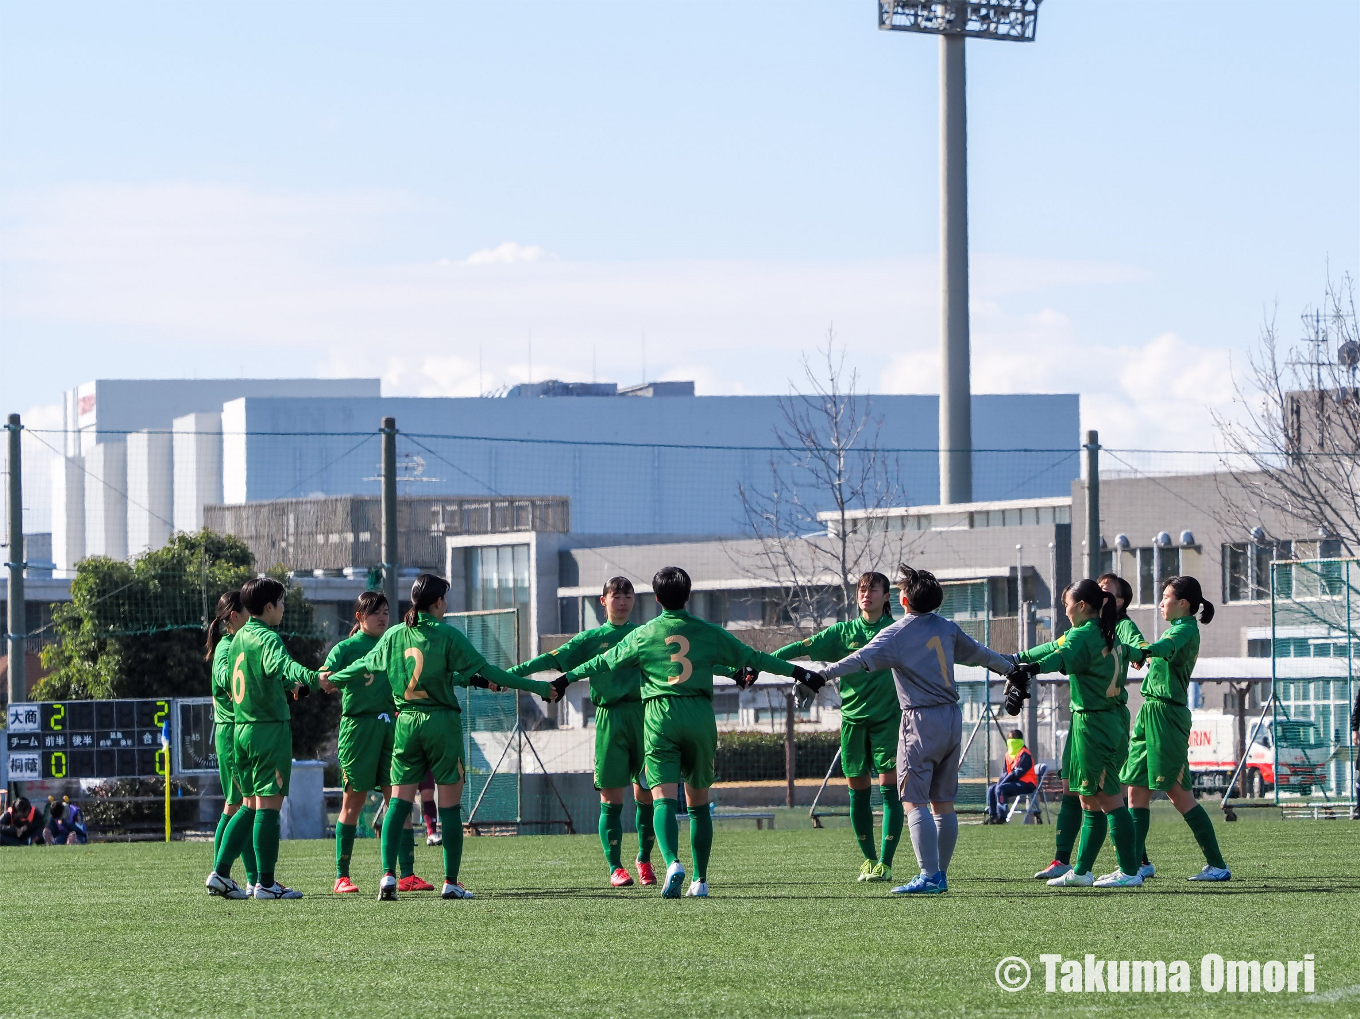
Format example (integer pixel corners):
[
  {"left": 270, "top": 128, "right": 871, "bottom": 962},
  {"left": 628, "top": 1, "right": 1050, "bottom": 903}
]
[
  {"left": 644, "top": 696, "right": 717, "bottom": 789},
  {"left": 840, "top": 711, "right": 900, "bottom": 780},
  {"left": 234, "top": 721, "right": 293, "bottom": 798},
  {"left": 214, "top": 721, "right": 242, "bottom": 806},
  {"left": 391, "top": 709, "right": 465, "bottom": 786},
  {"left": 1065, "top": 709, "right": 1128, "bottom": 798},
  {"left": 595, "top": 700, "right": 646, "bottom": 790},
  {"left": 1120, "top": 697, "right": 1191, "bottom": 791},
  {"left": 338, "top": 713, "right": 395, "bottom": 793}
]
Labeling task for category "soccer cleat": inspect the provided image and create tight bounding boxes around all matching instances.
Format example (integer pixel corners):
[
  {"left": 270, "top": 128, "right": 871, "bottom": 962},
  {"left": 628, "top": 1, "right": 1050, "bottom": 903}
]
[
  {"left": 254, "top": 882, "right": 303, "bottom": 899},
  {"left": 636, "top": 860, "right": 657, "bottom": 886},
  {"left": 686, "top": 880, "right": 708, "bottom": 897},
  {"left": 333, "top": 876, "right": 359, "bottom": 894},
  {"left": 398, "top": 874, "right": 436, "bottom": 892},
  {"left": 610, "top": 867, "right": 634, "bottom": 887},
  {"left": 1188, "top": 865, "right": 1231, "bottom": 882},
  {"left": 244, "top": 883, "right": 257, "bottom": 897},
  {"left": 378, "top": 874, "right": 398, "bottom": 901},
  {"left": 1093, "top": 869, "right": 1144, "bottom": 888},
  {"left": 426, "top": 832, "right": 443, "bottom": 847},
  {"left": 1034, "top": 860, "right": 1071, "bottom": 880},
  {"left": 870, "top": 862, "right": 892, "bottom": 883},
  {"left": 441, "top": 881, "right": 474, "bottom": 899},
  {"left": 890, "top": 872, "right": 945, "bottom": 895},
  {"left": 1047, "top": 869, "right": 1094, "bottom": 887},
  {"left": 1137, "top": 862, "right": 1156, "bottom": 879},
  {"left": 857, "top": 860, "right": 877, "bottom": 882},
  {"left": 935, "top": 871, "right": 948, "bottom": 892},
  {"left": 205, "top": 871, "right": 247, "bottom": 899},
  {"left": 661, "top": 861, "right": 686, "bottom": 899}
]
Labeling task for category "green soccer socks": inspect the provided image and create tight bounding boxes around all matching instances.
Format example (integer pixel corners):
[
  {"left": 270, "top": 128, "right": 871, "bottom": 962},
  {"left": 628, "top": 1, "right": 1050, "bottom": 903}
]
[
  {"left": 1131, "top": 806, "right": 1151, "bottom": 865},
  {"left": 687, "top": 805, "right": 713, "bottom": 883},
  {"left": 1183, "top": 804, "right": 1227, "bottom": 870},
  {"left": 336, "top": 822, "right": 357, "bottom": 879},
  {"left": 1106, "top": 806, "right": 1138, "bottom": 875},
  {"left": 253, "top": 808, "right": 281, "bottom": 888},
  {"left": 635, "top": 799, "right": 655, "bottom": 864},
  {"left": 438, "top": 806, "right": 464, "bottom": 885},
  {"left": 880, "top": 787, "right": 903, "bottom": 867},
  {"left": 213, "top": 812, "right": 229, "bottom": 859},
  {"left": 1074, "top": 809, "right": 1108, "bottom": 876},
  {"left": 600, "top": 802, "right": 624, "bottom": 871},
  {"left": 653, "top": 797, "right": 680, "bottom": 867},
  {"left": 381, "top": 798, "right": 414, "bottom": 876},
  {"left": 1054, "top": 793, "right": 1082, "bottom": 865},
  {"left": 213, "top": 806, "right": 255, "bottom": 879},
  {"left": 398, "top": 826, "right": 416, "bottom": 878},
  {"left": 848, "top": 787, "right": 877, "bottom": 862}
]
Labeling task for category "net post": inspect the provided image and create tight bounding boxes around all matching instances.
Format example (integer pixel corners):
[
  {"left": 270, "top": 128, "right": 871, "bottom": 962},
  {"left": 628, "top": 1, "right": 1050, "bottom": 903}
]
[
  {"left": 1084, "top": 429, "right": 1100, "bottom": 580},
  {"left": 784, "top": 687, "right": 796, "bottom": 809},
  {"left": 380, "top": 417, "right": 398, "bottom": 621},
  {"left": 7, "top": 413, "right": 25, "bottom": 707}
]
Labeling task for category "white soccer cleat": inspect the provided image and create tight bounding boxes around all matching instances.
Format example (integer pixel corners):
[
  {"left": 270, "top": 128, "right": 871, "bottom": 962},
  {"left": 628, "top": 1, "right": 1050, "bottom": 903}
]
[
  {"left": 206, "top": 871, "right": 247, "bottom": 899},
  {"left": 1047, "top": 869, "right": 1094, "bottom": 887},
  {"left": 1034, "top": 860, "right": 1071, "bottom": 880},
  {"left": 254, "top": 882, "right": 303, "bottom": 899},
  {"left": 1188, "top": 865, "right": 1231, "bottom": 882},
  {"left": 1137, "top": 862, "right": 1155, "bottom": 879},
  {"left": 661, "top": 861, "right": 686, "bottom": 899},
  {"left": 378, "top": 874, "right": 398, "bottom": 901},
  {"left": 426, "top": 832, "right": 443, "bottom": 847},
  {"left": 686, "top": 880, "right": 708, "bottom": 897},
  {"left": 441, "top": 881, "right": 474, "bottom": 899},
  {"left": 1093, "top": 869, "right": 1144, "bottom": 888}
]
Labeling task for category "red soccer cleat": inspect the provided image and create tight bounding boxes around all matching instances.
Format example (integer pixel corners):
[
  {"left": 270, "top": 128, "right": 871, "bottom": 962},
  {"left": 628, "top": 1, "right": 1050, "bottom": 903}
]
[
  {"left": 398, "top": 874, "right": 436, "bottom": 892},
  {"left": 610, "top": 867, "right": 635, "bottom": 888},
  {"left": 636, "top": 861, "right": 657, "bottom": 886},
  {"left": 333, "top": 876, "right": 360, "bottom": 894}
]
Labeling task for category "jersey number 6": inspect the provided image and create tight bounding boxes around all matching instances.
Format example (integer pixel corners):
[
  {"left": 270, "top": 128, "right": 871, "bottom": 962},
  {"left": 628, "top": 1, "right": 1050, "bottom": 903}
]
[
  {"left": 404, "top": 647, "right": 429, "bottom": 700},
  {"left": 232, "top": 652, "right": 247, "bottom": 704},
  {"left": 664, "top": 635, "right": 693, "bottom": 685}
]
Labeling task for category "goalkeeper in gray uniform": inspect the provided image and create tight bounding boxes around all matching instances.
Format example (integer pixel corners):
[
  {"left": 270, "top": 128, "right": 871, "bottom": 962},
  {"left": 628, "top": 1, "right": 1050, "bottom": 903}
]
[{"left": 820, "top": 565, "right": 1021, "bottom": 895}]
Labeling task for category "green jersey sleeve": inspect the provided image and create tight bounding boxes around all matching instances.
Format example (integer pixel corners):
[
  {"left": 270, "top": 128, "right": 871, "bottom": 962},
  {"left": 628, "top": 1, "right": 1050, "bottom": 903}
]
[
  {"left": 1019, "top": 632, "right": 1066, "bottom": 665},
  {"left": 329, "top": 626, "right": 394, "bottom": 686},
  {"left": 1140, "top": 622, "right": 1195, "bottom": 661},
  {"left": 508, "top": 652, "right": 558, "bottom": 677},
  {"left": 712, "top": 627, "right": 798, "bottom": 677},
  {"left": 1034, "top": 627, "right": 1095, "bottom": 676},
  {"left": 210, "top": 636, "right": 235, "bottom": 724},
  {"left": 260, "top": 627, "right": 320, "bottom": 690},
  {"left": 774, "top": 623, "right": 848, "bottom": 663}
]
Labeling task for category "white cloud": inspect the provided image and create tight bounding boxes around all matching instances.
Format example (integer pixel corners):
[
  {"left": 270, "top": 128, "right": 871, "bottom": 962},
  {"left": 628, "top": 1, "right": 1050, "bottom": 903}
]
[{"left": 464, "top": 242, "right": 552, "bottom": 265}]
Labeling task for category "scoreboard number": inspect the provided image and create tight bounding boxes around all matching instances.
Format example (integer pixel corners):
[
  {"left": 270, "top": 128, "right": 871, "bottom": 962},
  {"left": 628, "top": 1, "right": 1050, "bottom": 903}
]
[{"left": 5, "top": 699, "right": 173, "bottom": 781}]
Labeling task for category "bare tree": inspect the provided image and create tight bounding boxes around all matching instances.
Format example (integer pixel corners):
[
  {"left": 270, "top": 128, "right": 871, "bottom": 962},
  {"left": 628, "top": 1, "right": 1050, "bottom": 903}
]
[
  {"left": 1214, "top": 274, "right": 1360, "bottom": 554},
  {"left": 732, "top": 332, "right": 920, "bottom": 627}
]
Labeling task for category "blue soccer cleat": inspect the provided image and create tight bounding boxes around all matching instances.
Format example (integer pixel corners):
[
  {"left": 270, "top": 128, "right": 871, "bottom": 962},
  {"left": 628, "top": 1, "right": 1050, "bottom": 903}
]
[{"left": 890, "top": 872, "right": 945, "bottom": 895}]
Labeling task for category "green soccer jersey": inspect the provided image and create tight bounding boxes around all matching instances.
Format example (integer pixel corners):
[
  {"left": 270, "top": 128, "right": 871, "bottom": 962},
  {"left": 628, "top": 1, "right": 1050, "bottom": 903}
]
[
  {"left": 324, "top": 631, "right": 397, "bottom": 717},
  {"left": 509, "top": 621, "right": 641, "bottom": 707},
  {"left": 329, "top": 612, "right": 551, "bottom": 711},
  {"left": 774, "top": 613, "right": 898, "bottom": 722},
  {"left": 1027, "top": 619, "right": 1121, "bottom": 713},
  {"left": 564, "top": 608, "right": 798, "bottom": 701},
  {"left": 228, "top": 617, "right": 321, "bottom": 724},
  {"left": 1021, "top": 615, "right": 1146, "bottom": 705},
  {"left": 210, "top": 635, "right": 235, "bottom": 725},
  {"left": 1129, "top": 615, "right": 1200, "bottom": 705}
]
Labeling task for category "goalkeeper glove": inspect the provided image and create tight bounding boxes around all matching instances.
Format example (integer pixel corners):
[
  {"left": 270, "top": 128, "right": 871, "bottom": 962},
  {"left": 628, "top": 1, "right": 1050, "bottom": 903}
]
[
  {"left": 1002, "top": 663, "right": 1038, "bottom": 716},
  {"left": 791, "top": 666, "right": 826, "bottom": 711},
  {"left": 731, "top": 666, "right": 759, "bottom": 690}
]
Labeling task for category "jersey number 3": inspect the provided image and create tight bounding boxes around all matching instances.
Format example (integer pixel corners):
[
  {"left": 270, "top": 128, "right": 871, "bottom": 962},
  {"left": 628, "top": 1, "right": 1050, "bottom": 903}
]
[
  {"left": 664, "top": 635, "right": 693, "bottom": 685},
  {"left": 404, "top": 647, "right": 429, "bottom": 700}
]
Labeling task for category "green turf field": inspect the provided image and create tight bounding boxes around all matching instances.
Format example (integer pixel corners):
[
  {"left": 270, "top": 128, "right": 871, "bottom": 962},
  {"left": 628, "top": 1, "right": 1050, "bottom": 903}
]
[{"left": 2, "top": 817, "right": 1357, "bottom": 1018}]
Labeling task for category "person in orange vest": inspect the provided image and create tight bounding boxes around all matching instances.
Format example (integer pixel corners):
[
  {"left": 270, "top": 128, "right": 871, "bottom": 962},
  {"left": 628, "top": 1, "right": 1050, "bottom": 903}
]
[{"left": 985, "top": 729, "right": 1037, "bottom": 824}]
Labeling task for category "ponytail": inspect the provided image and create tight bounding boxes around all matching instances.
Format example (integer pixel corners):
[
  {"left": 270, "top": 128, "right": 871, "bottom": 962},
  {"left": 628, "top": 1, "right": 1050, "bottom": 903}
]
[
  {"left": 1097, "top": 573, "right": 1132, "bottom": 620},
  {"left": 1165, "top": 575, "right": 1214, "bottom": 624},
  {"left": 1066, "top": 578, "right": 1117, "bottom": 649},
  {"left": 349, "top": 590, "right": 390, "bottom": 636},
  {"left": 404, "top": 573, "right": 450, "bottom": 627},
  {"left": 206, "top": 589, "right": 244, "bottom": 661}
]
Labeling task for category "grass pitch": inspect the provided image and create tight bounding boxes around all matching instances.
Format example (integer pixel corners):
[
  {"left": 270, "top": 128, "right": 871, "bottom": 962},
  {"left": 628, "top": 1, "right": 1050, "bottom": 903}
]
[{"left": 2, "top": 816, "right": 1358, "bottom": 1018}]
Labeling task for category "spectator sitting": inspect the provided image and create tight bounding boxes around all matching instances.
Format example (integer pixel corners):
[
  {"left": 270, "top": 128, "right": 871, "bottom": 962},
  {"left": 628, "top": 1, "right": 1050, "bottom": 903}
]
[
  {"left": 984, "top": 729, "right": 1038, "bottom": 824},
  {"left": 43, "top": 798, "right": 88, "bottom": 845},
  {"left": 1, "top": 797, "right": 44, "bottom": 846}
]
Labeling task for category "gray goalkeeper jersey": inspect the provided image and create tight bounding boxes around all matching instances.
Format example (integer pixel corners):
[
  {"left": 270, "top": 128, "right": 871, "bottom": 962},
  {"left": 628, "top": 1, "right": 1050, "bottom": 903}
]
[{"left": 821, "top": 611, "right": 1012, "bottom": 710}]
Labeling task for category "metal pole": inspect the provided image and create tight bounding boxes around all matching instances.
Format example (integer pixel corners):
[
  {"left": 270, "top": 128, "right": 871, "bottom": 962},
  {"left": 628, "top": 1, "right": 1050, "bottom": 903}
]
[
  {"left": 785, "top": 688, "right": 796, "bottom": 809},
  {"left": 7, "top": 413, "right": 24, "bottom": 706},
  {"left": 1150, "top": 542, "right": 1161, "bottom": 642},
  {"left": 939, "top": 34, "right": 971, "bottom": 505},
  {"left": 380, "top": 417, "right": 399, "bottom": 619},
  {"left": 1084, "top": 430, "right": 1100, "bottom": 580}
]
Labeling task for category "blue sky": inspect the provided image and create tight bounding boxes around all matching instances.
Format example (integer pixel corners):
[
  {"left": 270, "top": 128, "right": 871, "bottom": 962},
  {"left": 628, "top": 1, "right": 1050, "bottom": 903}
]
[{"left": 1, "top": 0, "right": 1356, "bottom": 450}]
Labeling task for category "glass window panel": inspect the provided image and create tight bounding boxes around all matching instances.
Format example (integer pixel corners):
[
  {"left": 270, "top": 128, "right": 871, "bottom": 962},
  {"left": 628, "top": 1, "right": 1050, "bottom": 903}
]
[{"left": 1138, "top": 548, "right": 1155, "bottom": 605}]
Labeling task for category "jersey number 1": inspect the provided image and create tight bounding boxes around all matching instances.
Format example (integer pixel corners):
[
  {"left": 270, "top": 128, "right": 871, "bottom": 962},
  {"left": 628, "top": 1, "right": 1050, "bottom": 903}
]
[
  {"left": 925, "top": 636, "right": 953, "bottom": 690},
  {"left": 404, "top": 648, "right": 429, "bottom": 700},
  {"left": 664, "top": 635, "right": 693, "bottom": 685}
]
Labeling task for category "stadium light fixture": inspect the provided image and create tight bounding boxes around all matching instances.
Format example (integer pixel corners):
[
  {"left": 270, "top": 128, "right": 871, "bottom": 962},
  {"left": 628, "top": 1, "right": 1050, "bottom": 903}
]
[{"left": 878, "top": 1, "right": 1043, "bottom": 505}]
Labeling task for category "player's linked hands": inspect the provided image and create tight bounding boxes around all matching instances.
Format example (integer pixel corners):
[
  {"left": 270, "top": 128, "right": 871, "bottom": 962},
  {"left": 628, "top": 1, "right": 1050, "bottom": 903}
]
[
  {"left": 1002, "top": 662, "right": 1038, "bottom": 716},
  {"left": 318, "top": 675, "right": 338, "bottom": 694},
  {"left": 546, "top": 675, "right": 570, "bottom": 703},
  {"left": 731, "top": 666, "right": 759, "bottom": 689},
  {"left": 790, "top": 665, "right": 826, "bottom": 693}
]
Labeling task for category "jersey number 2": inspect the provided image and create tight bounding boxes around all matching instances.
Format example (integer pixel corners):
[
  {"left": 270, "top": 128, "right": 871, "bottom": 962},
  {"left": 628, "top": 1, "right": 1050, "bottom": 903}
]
[
  {"left": 664, "top": 635, "right": 693, "bottom": 685},
  {"left": 404, "top": 648, "right": 429, "bottom": 700},
  {"left": 232, "top": 653, "right": 247, "bottom": 704}
]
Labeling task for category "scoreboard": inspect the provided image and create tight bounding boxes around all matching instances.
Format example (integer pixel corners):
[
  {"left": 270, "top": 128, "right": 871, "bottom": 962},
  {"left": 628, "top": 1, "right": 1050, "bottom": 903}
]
[{"left": 6, "top": 700, "right": 171, "bottom": 781}]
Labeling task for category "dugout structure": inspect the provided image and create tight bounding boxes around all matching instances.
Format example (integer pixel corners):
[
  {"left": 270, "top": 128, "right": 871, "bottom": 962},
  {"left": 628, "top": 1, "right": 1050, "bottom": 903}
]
[{"left": 1254, "top": 557, "right": 1359, "bottom": 818}]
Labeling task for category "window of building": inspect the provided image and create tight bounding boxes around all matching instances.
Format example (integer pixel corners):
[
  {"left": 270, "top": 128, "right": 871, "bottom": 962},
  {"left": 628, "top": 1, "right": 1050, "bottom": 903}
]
[
  {"left": 1133, "top": 547, "right": 1181, "bottom": 605},
  {"left": 466, "top": 543, "right": 531, "bottom": 658},
  {"left": 713, "top": 691, "right": 740, "bottom": 723}
]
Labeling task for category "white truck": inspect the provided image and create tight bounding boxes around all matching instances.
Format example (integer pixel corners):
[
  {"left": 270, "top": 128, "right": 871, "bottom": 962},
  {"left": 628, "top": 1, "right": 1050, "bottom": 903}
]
[{"left": 1187, "top": 711, "right": 1327, "bottom": 798}]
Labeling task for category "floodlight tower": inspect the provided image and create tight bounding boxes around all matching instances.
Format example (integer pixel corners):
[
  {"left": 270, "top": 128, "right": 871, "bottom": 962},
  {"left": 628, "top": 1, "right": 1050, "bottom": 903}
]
[{"left": 879, "top": 1, "right": 1042, "bottom": 504}]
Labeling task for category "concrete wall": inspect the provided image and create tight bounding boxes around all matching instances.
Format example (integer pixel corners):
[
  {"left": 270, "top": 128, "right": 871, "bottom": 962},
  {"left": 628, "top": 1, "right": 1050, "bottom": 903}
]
[
  {"left": 126, "top": 430, "right": 173, "bottom": 554},
  {"left": 50, "top": 455, "right": 84, "bottom": 574},
  {"left": 173, "top": 412, "right": 222, "bottom": 533},
  {"left": 84, "top": 442, "right": 127, "bottom": 561}
]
